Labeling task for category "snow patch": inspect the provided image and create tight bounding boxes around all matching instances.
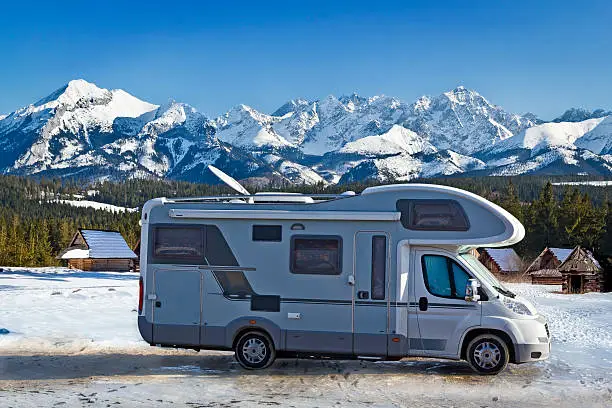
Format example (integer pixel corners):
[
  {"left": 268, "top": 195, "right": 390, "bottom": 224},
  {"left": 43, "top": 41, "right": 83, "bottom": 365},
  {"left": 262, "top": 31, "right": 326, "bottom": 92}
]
[
  {"left": 339, "top": 125, "right": 436, "bottom": 156},
  {"left": 57, "top": 199, "right": 138, "bottom": 213}
]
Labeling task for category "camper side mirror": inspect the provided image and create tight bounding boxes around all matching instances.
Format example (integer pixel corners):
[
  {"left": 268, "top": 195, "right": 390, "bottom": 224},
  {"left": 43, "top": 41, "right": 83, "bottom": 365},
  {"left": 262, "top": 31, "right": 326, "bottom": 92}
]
[{"left": 465, "top": 279, "right": 480, "bottom": 302}]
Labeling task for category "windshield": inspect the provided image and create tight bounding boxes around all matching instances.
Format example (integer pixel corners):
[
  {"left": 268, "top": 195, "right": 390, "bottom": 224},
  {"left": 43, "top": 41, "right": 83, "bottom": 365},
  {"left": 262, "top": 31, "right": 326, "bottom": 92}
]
[{"left": 459, "top": 253, "right": 515, "bottom": 297}]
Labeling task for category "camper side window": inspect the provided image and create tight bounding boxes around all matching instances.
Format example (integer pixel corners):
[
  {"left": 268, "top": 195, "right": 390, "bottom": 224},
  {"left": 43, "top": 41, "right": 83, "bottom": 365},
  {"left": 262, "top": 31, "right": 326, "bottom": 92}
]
[
  {"left": 371, "top": 236, "right": 387, "bottom": 300},
  {"left": 252, "top": 225, "right": 282, "bottom": 242},
  {"left": 396, "top": 199, "right": 469, "bottom": 231},
  {"left": 152, "top": 226, "right": 205, "bottom": 264},
  {"left": 290, "top": 236, "right": 342, "bottom": 275},
  {"left": 421, "top": 255, "right": 471, "bottom": 299},
  {"left": 212, "top": 270, "right": 254, "bottom": 296}
]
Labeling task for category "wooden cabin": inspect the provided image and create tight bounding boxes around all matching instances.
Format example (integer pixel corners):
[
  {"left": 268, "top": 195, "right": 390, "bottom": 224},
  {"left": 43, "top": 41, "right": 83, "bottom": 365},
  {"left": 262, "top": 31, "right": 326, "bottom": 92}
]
[
  {"left": 132, "top": 240, "right": 141, "bottom": 272},
  {"left": 57, "top": 229, "right": 137, "bottom": 272},
  {"left": 559, "top": 246, "right": 603, "bottom": 294},
  {"left": 478, "top": 248, "right": 522, "bottom": 276},
  {"left": 524, "top": 247, "right": 573, "bottom": 285}
]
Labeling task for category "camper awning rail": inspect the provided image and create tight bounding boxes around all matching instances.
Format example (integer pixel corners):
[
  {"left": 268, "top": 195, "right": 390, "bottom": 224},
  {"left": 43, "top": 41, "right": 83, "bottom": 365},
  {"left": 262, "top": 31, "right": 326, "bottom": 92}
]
[
  {"left": 169, "top": 209, "right": 400, "bottom": 222},
  {"left": 164, "top": 193, "right": 355, "bottom": 203}
]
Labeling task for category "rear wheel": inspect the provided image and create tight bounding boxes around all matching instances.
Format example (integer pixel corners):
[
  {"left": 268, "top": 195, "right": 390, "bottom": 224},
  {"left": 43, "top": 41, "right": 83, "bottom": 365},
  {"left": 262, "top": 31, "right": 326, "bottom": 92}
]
[
  {"left": 235, "top": 331, "right": 276, "bottom": 369},
  {"left": 466, "top": 334, "right": 509, "bottom": 375}
]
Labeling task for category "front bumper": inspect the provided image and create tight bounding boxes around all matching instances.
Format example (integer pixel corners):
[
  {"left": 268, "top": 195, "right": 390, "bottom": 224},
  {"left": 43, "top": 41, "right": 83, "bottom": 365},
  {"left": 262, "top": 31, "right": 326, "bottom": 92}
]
[
  {"left": 503, "top": 316, "right": 551, "bottom": 363},
  {"left": 514, "top": 341, "right": 551, "bottom": 363}
]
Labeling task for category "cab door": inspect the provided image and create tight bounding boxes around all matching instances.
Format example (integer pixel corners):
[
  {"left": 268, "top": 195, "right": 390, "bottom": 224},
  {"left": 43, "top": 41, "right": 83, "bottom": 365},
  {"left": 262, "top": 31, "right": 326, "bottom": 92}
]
[
  {"left": 412, "top": 248, "right": 481, "bottom": 358},
  {"left": 353, "top": 232, "right": 390, "bottom": 356}
]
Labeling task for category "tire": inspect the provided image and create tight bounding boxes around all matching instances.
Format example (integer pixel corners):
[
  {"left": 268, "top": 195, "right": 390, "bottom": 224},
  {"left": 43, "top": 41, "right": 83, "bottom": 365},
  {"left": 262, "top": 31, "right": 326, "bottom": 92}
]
[
  {"left": 466, "top": 334, "right": 509, "bottom": 375},
  {"left": 234, "top": 331, "right": 276, "bottom": 370}
]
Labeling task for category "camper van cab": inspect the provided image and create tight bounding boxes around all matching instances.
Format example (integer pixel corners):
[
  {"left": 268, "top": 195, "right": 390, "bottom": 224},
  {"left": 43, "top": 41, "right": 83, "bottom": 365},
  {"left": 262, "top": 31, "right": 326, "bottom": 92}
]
[{"left": 137, "top": 184, "right": 550, "bottom": 375}]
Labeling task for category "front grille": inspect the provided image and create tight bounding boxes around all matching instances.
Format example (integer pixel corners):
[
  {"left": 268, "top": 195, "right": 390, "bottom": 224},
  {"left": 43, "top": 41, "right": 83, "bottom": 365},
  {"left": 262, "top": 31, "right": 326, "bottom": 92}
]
[{"left": 545, "top": 323, "right": 550, "bottom": 338}]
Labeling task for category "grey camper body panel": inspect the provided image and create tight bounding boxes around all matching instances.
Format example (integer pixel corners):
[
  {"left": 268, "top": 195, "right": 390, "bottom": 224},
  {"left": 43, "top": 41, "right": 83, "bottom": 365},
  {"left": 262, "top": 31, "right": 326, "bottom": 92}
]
[{"left": 137, "top": 184, "right": 546, "bottom": 363}]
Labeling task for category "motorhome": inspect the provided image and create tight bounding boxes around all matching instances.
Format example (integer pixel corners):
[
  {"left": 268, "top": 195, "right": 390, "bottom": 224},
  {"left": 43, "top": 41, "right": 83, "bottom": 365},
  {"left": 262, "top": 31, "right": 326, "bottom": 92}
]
[{"left": 137, "top": 182, "right": 550, "bottom": 375}]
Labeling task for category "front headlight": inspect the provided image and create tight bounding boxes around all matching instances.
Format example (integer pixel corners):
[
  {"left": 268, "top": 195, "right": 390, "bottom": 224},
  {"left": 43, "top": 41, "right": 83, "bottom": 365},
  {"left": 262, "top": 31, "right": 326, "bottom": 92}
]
[{"left": 501, "top": 296, "right": 536, "bottom": 316}]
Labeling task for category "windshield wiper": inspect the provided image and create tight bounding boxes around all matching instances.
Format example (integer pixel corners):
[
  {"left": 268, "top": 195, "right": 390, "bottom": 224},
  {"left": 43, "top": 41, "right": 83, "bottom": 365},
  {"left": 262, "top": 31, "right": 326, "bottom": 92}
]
[{"left": 494, "top": 286, "right": 515, "bottom": 298}]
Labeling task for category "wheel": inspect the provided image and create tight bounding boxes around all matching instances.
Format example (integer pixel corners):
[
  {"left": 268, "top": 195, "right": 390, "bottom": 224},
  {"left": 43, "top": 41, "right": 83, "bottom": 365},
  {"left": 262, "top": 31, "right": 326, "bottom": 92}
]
[
  {"left": 466, "top": 334, "right": 509, "bottom": 375},
  {"left": 234, "top": 331, "right": 276, "bottom": 369}
]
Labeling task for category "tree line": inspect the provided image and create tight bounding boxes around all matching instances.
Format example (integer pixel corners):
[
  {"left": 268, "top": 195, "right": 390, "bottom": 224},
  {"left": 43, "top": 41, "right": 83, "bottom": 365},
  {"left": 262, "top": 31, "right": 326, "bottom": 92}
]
[
  {"left": 0, "top": 174, "right": 610, "bottom": 267},
  {"left": 496, "top": 181, "right": 610, "bottom": 258},
  {"left": 0, "top": 175, "right": 139, "bottom": 267}
]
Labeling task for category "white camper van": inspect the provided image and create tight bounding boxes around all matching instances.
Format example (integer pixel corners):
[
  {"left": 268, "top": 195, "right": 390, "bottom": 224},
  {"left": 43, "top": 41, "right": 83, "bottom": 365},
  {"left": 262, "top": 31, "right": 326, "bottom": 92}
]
[{"left": 137, "top": 180, "right": 550, "bottom": 375}]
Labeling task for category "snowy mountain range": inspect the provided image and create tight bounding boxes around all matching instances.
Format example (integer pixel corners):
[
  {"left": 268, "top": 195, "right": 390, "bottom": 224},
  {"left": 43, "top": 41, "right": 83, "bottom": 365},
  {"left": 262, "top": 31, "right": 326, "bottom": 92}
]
[{"left": 0, "top": 79, "right": 610, "bottom": 185}]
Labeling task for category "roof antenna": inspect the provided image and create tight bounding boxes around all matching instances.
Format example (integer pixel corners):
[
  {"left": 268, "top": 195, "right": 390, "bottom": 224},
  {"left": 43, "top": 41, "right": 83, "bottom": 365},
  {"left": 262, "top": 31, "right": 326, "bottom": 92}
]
[{"left": 208, "top": 165, "right": 251, "bottom": 196}]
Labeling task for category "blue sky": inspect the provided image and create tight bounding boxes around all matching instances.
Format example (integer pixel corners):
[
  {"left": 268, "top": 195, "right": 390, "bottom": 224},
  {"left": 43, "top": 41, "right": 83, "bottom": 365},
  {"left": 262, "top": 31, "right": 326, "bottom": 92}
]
[{"left": 1, "top": 0, "right": 610, "bottom": 119}]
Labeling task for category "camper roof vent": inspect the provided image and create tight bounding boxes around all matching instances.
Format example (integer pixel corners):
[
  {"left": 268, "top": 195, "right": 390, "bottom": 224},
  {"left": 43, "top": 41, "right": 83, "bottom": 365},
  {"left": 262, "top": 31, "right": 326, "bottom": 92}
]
[{"left": 252, "top": 192, "right": 315, "bottom": 204}]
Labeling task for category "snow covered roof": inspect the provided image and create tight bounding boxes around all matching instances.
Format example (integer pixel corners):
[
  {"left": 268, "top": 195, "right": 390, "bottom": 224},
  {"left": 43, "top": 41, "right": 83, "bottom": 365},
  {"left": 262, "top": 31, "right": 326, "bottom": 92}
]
[
  {"left": 559, "top": 247, "right": 602, "bottom": 273},
  {"left": 482, "top": 248, "right": 522, "bottom": 272},
  {"left": 549, "top": 248, "right": 573, "bottom": 264},
  {"left": 59, "top": 229, "right": 137, "bottom": 259},
  {"left": 529, "top": 269, "right": 562, "bottom": 278},
  {"left": 58, "top": 248, "right": 90, "bottom": 260},
  {"left": 81, "top": 230, "right": 137, "bottom": 259}
]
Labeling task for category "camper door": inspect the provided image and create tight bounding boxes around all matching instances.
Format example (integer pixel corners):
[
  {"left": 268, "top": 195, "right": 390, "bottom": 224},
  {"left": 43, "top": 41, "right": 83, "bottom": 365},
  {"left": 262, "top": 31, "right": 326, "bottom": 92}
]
[
  {"left": 149, "top": 225, "right": 205, "bottom": 346},
  {"left": 353, "top": 231, "right": 390, "bottom": 356}
]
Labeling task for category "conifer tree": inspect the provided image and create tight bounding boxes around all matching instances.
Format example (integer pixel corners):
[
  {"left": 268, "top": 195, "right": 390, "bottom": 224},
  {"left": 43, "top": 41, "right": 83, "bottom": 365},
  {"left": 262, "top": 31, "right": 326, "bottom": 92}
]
[
  {"left": 502, "top": 180, "right": 523, "bottom": 222},
  {"left": 530, "top": 182, "right": 558, "bottom": 247}
]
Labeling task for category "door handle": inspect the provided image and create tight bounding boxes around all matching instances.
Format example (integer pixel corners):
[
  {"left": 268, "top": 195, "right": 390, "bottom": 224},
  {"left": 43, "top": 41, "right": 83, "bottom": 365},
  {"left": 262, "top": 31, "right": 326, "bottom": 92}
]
[
  {"left": 418, "top": 297, "right": 428, "bottom": 311},
  {"left": 155, "top": 301, "right": 162, "bottom": 308},
  {"left": 358, "top": 291, "right": 369, "bottom": 299}
]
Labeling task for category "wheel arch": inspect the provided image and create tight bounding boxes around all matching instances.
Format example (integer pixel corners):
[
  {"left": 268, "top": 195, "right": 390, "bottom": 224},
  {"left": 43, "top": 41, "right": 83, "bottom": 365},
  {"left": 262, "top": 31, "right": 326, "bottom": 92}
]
[
  {"left": 460, "top": 328, "right": 516, "bottom": 364},
  {"left": 232, "top": 326, "right": 274, "bottom": 350},
  {"left": 226, "top": 316, "right": 281, "bottom": 350}
]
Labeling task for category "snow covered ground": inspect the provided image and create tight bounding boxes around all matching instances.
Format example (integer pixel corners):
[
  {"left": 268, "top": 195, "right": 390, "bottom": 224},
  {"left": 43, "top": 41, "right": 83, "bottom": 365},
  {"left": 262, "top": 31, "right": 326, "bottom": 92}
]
[
  {"left": 0, "top": 268, "right": 610, "bottom": 407},
  {"left": 57, "top": 199, "right": 138, "bottom": 213},
  {"left": 551, "top": 180, "right": 612, "bottom": 186},
  {"left": 507, "top": 283, "right": 612, "bottom": 376}
]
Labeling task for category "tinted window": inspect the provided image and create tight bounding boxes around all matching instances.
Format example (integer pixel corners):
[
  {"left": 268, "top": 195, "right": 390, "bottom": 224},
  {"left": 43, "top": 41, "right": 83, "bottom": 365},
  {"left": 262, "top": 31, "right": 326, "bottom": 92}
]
[
  {"left": 371, "top": 236, "right": 386, "bottom": 300},
  {"left": 213, "top": 270, "right": 254, "bottom": 296},
  {"left": 150, "top": 225, "right": 238, "bottom": 266},
  {"left": 397, "top": 199, "right": 469, "bottom": 231},
  {"left": 153, "top": 227, "right": 205, "bottom": 263},
  {"left": 252, "top": 225, "right": 282, "bottom": 242},
  {"left": 422, "top": 255, "right": 452, "bottom": 297},
  {"left": 422, "top": 255, "right": 471, "bottom": 299},
  {"left": 452, "top": 262, "right": 470, "bottom": 298},
  {"left": 291, "top": 236, "right": 342, "bottom": 275}
]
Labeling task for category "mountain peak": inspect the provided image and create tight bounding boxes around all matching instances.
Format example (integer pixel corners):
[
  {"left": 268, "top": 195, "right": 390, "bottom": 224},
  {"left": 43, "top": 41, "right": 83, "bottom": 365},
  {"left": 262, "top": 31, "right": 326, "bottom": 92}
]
[
  {"left": 33, "top": 79, "right": 110, "bottom": 110},
  {"left": 65, "top": 78, "right": 100, "bottom": 91},
  {"left": 272, "top": 98, "right": 310, "bottom": 117},
  {"left": 553, "top": 107, "right": 612, "bottom": 123},
  {"left": 446, "top": 85, "right": 473, "bottom": 95}
]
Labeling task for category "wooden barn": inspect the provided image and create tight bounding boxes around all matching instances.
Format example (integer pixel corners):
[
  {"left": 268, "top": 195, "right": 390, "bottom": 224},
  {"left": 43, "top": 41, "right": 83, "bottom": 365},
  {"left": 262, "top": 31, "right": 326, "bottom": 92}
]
[
  {"left": 524, "top": 247, "right": 573, "bottom": 285},
  {"left": 559, "top": 246, "right": 603, "bottom": 294},
  {"left": 478, "top": 248, "right": 522, "bottom": 276},
  {"left": 57, "top": 229, "right": 137, "bottom": 272}
]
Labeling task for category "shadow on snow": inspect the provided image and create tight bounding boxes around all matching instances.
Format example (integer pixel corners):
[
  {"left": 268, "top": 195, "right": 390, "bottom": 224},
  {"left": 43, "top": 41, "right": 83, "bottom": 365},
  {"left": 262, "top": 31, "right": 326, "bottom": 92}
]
[
  {"left": 0, "top": 353, "right": 544, "bottom": 382},
  {"left": 0, "top": 269, "right": 138, "bottom": 282}
]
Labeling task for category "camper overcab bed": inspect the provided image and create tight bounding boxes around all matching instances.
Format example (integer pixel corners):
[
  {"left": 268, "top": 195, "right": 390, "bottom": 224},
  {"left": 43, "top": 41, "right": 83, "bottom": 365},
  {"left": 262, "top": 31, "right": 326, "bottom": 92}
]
[{"left": 137, "top": 178, "right": 550, "bottom": 375}]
